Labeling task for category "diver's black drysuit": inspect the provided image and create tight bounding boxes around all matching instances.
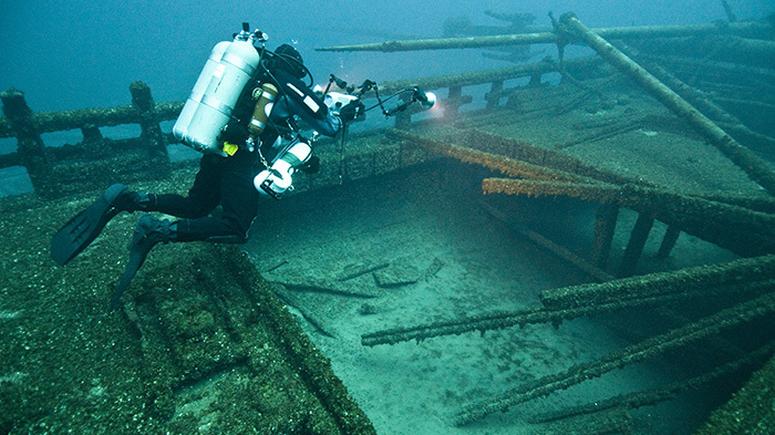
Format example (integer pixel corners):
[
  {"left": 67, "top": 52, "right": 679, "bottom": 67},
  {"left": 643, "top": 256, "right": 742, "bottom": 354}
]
[{"left": 134, "top": 66, "right": 341, "bottom": 243}]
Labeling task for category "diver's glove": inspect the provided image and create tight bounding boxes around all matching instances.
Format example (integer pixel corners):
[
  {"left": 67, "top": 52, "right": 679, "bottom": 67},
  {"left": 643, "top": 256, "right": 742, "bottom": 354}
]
[
  {"left": 322, "top": 91, "right": 364, "bottom": 124},
  {"left": 339, "top": 99, "right": 365, "bottom": 123}
]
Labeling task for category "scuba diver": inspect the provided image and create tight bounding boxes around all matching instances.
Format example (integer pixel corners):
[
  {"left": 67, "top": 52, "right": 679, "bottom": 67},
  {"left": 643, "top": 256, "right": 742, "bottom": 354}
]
[
  {"left": 51, "top": 23, "right": 435, "bottom": 309},
  {"left": 51, "top": 25, "right": 362, "bottom": 309}
]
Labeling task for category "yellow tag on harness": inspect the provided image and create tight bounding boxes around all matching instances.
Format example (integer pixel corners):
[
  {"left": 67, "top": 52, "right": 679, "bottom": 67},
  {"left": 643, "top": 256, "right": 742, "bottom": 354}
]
[{"left": 222, "top": 142, "right": 239, "bottom": 156}]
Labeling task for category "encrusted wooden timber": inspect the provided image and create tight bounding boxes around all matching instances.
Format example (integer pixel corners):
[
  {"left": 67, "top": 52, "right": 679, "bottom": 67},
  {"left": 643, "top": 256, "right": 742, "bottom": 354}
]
[
  {"left": 452, "top": 291, "right": 775, "bottom": 426},
  {"left": 216, "top": 248, "right": 375, "bottom": 434},
  {"left": 558, "top": 13, "right": 775, "bottom": 196},
  {"left": 315, "top": 21, "right": 771, "bottom": 52},
  {"left": 0, "top": 101, "right": 184, "bottom": 139},
  {"left": 0, "top": 89, "right": 52, "bottom": 195},
  {"left": 528, "top": 341, "right": 775, "bottom": 424},
  {"left": 361, "top": 270, "right": 772, "bottom": 347},
  {"left": 591, "top": 204, "right": 619, "bottom": 268},
  {"left": 656, "top": 225, "right": 681, "bottom": 258},
  {"left": 535, "top": 408, "right": 633, "bottom": 435},
  {"left": 386, "top": 129, "right": 592, "bottom": 183},
  {"left": 696, "top": 354, "right": 775, "bottom": 434},
  {"left": 463, "top": 128, "right": 775, "bottom": 214},
  {"left": 634, "top": 34, "right": 775, "bottom": 69},
  {"left": 377, "top": 56, "right": 601, "bottom": 95},
  {"left": 635, "top": 54, "right": 775, "bottom": 88},
  {"left": 618, "top": 212, "right": 655, "bottom": 277},
  {"left": 721, "top": 0, "right": 738, "bottom": 22},
  {"left": 540, "top": 255, "right": 775, "bottom": 309},
  {"left": 480, "top": 200, "right": 614, "bottom": 282},
  {"left": 129, "top": 81, "right": 168, "bottom": 160},
  {"left": 396, "top": 126, "right": 775, "bottom": 218},
  {"left": 481, "top": 178, "right": 775, "bottom": 256},
  {"left": 621, "top": 44, "right": 775, "bottom": 151},
  {"left": 361, "top": 293, "right": 683, "bottom": 347}
]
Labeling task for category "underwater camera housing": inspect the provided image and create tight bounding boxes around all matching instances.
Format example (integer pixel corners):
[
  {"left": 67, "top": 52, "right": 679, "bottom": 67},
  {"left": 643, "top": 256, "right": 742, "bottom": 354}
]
[
  {"left": 173, "top": 23, "right": 267, "bottom": 156},
  {"left": 318, "top": 74, "right": 437, "bottom": 123},
  {"left": 253, "top": 140, "right": 312, "bottom": 199}
]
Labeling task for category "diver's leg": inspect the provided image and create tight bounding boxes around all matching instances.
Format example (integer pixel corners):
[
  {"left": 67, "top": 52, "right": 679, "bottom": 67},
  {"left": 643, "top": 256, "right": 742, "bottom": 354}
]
[
  {"left": 171, "top": 152, "right": 261, "bottom": 243},
  {"left": 118, "top": 154, "right": 223, "bottom": 218},
  {"left": 111, "top": 214, "right": 177, "bottom": 309},
  {"left": 111, "top": 152, "right": 260, "bottom": 308},
  {"left": 110, "top": 210, "right": 256, "bottom": 309}
]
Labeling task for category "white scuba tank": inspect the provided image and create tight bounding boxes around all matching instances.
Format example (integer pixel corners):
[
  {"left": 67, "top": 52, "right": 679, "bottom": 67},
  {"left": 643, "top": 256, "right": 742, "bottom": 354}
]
[{"left": 173, "top": 36, "right": 261, "bottom": 155}]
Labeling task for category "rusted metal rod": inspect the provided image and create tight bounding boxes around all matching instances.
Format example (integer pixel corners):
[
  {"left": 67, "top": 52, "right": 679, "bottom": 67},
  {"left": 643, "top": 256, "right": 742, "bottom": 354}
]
[{"left": 557, "top": 13, "right": 775, "bottom": 196}]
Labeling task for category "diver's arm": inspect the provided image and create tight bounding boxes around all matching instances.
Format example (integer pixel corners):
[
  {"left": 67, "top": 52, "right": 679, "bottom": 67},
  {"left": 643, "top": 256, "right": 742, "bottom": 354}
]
[{"left": 269, "top": 69, "right": 342, "bottom": 137}]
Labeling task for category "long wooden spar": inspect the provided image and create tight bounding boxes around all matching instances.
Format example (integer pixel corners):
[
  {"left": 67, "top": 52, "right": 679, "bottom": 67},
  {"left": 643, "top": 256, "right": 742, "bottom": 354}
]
[{"left": 316, "top": 21, "right": 772, "bottom": 52}]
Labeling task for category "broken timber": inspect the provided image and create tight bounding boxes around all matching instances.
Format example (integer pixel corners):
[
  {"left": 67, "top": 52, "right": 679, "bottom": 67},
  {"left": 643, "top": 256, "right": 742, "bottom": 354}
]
[
  {"left": 528, "top": 341, "right": 775, "bottom": 424},
  {"left": 557, "top": 13, "right": 775, "bottom": 196},
  {"left": 360, "top": 271, "right": 772, "bottom": 347},
  {"left": 539, "top": 255, "right": 775, "bottom": 309},
  {"left": 453, "top": 291, "right": 775, "bottom": 426}
]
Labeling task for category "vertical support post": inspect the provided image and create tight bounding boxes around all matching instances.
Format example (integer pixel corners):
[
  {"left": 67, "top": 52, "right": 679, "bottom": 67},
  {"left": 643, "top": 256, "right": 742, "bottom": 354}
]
[
  {"left": 130, "top": 81, "right": 168, "bottom": 161},
  {"left": 528, "top": 71, "right": 542, "bottom": 87},
  {"left": 721, "top": 0, "right": 737, "bottom": 22},
  {"left": 656, "top": 226, "right": 681, "bottom": 259},
  {"left": 591, "top": 204, "right": 619, "bottom": 269},
  {"left": 618, "top": 212, "right": 655, "bottom": 277},
  {"left": 446, "top": 85, "right": 463, "bottom": 120},
  {"left": 81, "top": 123, "right": 103, "bottom": 144},
  {"left": 1, "top": 88, "right": 53, "bottom": 196},
  {"left": 486, "top": 80, "right": 503, "bottom": 109}
]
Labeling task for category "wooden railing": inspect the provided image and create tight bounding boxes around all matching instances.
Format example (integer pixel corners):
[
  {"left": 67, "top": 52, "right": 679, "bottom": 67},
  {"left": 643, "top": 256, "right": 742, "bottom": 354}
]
[{"left": 0, "top": 57, "right": 599, "bottom": 197}]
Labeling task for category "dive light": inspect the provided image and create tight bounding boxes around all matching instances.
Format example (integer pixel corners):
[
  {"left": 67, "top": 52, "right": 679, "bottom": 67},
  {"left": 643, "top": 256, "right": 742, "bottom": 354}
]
[{"left": 415, "top": 88, "right": 437, "bottom": 110}]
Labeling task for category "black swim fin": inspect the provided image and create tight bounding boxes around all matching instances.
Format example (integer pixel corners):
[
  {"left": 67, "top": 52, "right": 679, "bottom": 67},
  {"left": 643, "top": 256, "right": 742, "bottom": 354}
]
[
  {"left": 110, "top": 215, "right": 175, "bottom": 310},
  {"left": 50, "top": 184, "right": 129, "bottom": 266}
]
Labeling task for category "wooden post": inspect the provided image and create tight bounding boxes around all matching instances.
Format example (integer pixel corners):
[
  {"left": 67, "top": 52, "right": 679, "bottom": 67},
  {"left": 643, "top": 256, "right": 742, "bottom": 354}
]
[
  {"left": 591, "top": 204, "right": 619, "bottom": 269},
  {"left": 485, "top": 80, "right": 503, "bottom": 109},
  {"left": 80, "top": 123, "right": 103, "bottom": 144},
  {"left": 721, "top": 0, "right": 737, "bottom": 22},
  {"left": 619, "top": 212, "right": 655, "bottom": 277},
  {"left": 446, "top": 85, "right": 463, "bottom": 120},
  {"left": 129, "top": 81, "right": 168, "bottom": 160},
  {"left": 0, "top": 88, "right": 52, "bottom": 196},
  {"left": 559, "top": 13, "right": 775, "bottom": 196},
  {"left": 657, "top": 226, "right": 681, "bottom": 259}
]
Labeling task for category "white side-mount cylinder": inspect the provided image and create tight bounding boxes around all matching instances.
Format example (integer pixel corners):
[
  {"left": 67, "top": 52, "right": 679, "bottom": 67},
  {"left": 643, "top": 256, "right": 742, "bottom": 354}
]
[{"left": 173, "top": 39, "right": 261, "bottom": 155}]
